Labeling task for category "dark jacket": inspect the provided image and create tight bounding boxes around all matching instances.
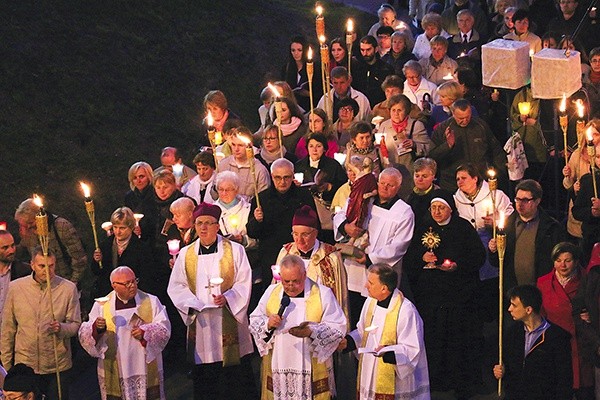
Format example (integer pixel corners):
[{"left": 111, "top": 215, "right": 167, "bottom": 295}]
[
  {"left": 124, "top": 185, "right": 156, "bottom": 242},
  {"left": 10, "top": 261, "right": 30, "bottom": 280},
  {"left": 246, "top": 185, "right": 316, "bottom": 276},
  {"left": 91, "top": 234, "right": 155, "bottom": 297},
  {"left": 351, "top": 57, "right": 394, "bottom": 107},
  {"left": 294, "top": 156, "right": 348, "bottom": 203},
  {"left": 502, "top": 321, "right": 573, "bottom": 400},
  {"left": 572, "top": 265, "right": 600, "bottom": 367},
  {"left": 489, "top": 208, "right": 566, "bottom": 292}
]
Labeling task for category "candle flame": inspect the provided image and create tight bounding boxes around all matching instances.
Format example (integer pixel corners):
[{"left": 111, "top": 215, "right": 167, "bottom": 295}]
[
  {"left": 347, "top": 19, "right": 353, "bottom": 32},
  {"left": 237, "top": 134, "right": 252, "bottom": 146},
  {"left": 319, "top": 34, "right": 326, "bottom": 44},
  {"left": 315, "top": 4, "right": 323, "bottom": 16},
  {"left": 80, "top": 182, "right": 91, "bottom": 198},
  {"left": 576, "top": 99, "right": 585, "bottom": 119},
  {"left": 33, "top": 194, "right": 43, "bottom": 208},
  {"left": 587, "top": 126, "right": 595, "bottom": 142},
  {"left": 206, "top": 110, "right": 214, "bottom": 126},
  {"left": 307, "top": 46, "right": 313, "bottom": 61},
  {"left": 267, "top": 82, "right": 281, "bottom": 98},
  {"left": 487, "top": 169, "right": 496, "bottom": 179},
  {"left": 559, "top": 93, "right": 567, "bottom": 112},
  {"left": 497, "top": 211, "right": 505, "bottom": 230}
]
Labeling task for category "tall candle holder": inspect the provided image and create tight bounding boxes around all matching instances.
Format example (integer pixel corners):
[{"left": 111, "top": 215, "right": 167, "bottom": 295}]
[
  {"left": 346, "top": 19, "right": 353, "bottom": 76},
  {"left": 496, "top": 213, "right": 506, "bottom": 398},
  {"left": 307, "top": 47, "right": 314, "bottom": 117},
  {"left": 32, "top": 194, "right": 63, "bottom": 400},
  {"left": 319, "top": 36, "right": 332, "bottom": 121},
  {"left": 206, "top": 111, "right": 221, "bottom": 168},
  {"left": 80, "top": 182, "right": 102, "bottom": 268},
  {"left": 576, "top": 100, "right": 586, "bottom": 143},
  {"left": 239, "top": 135, "right": 262, "bottom": 208},
  {"left": 487, "top": 169, "right": 498, "bottom": 238}
]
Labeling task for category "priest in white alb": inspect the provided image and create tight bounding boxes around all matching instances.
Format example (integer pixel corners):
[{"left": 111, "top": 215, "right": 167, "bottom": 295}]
[
  {"left": 167, "top": 202, "right": 257, "bottom": 400},
  {"left": 250, "top": 254, "right": 347, "bottom": 400},
  {"left": 339, "top": 263, "right": 430, "bottom": 400},
  {"left": 78, "top": 266, "right": 171, "bottom": 400}
]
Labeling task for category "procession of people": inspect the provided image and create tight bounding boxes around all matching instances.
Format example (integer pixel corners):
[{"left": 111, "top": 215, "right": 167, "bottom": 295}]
[{"left": 2, "top": 0, "right": 600, "bottom": 399}]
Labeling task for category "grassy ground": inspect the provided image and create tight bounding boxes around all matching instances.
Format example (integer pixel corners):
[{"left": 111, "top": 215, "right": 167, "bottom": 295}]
[{"left": 0, "top": 0, "right": 376, "bottom": 243}]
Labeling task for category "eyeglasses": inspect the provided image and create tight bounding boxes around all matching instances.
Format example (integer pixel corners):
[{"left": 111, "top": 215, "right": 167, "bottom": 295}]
[
  {"left": 339, "top": 106, "right": 354, "bottom": 113},
  {"left": 291, "top": 231, "right": 315, "bottom": 239},
  {"left": 429, "top": 205, "right": 449, "bottom": 212},
  {"left": 217, "top": 187, "right": 236, "bottom": 192},
  {"left": 263, "top": 136, "right": 278, "bottom": 141},
  {"left": 195, "top": 221, "right": 219, "bottom": 227},
  {"left": 112, "top": 278, "right": 139, "bottom": 288},
  {"left": 514, "top": 197, "right": 535, "bottom": 204},
  {"left": 272, "top": 175, "right": 293, "bottom": 181}
]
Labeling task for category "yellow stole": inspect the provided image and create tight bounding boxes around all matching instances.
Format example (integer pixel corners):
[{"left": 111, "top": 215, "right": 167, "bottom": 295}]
[
  {"left": 261, "top": 282, "right": 330, "bottom": 400},
  {"left": 357, "top": 292, "right": 404, "bottom": 400},
  {"left": 103, "top": 291, "right": 161, "bottom": 400},
  {"left": 184, "top": 237, "right": 239, "bottom": 366}
]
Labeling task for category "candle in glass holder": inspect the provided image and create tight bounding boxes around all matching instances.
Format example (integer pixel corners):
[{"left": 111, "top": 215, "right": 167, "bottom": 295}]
[
  {"left": 210, "top": 277, "right": 224, "bottom": 296},
  {"left": 167, "top": 239, "right": 180, "bottom": 257},
  {"left": 518, "top": 102, "right": 531, "bottom": 117},
  {"left": 228, "top": 215, "right": 240, "bottom": 235},
  {"left": 101, "top": 222, "right": 113, "bottom": 236},
  {"left": 172, "top": 163, "right": 184, "bottom": 187}
]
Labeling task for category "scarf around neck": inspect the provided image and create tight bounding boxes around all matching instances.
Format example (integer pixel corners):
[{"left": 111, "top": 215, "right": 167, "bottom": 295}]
[{"left": 276, "top": 116, "right": 302, "bottom": 136}]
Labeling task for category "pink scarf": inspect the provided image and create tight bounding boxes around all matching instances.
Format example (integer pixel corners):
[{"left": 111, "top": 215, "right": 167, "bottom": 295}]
[{"left": 277, "top": 116, "right": 302, "bottom": 136}]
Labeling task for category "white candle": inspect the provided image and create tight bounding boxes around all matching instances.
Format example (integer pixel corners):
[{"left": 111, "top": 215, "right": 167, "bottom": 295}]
[
  {"left": 210, "top": 277, "right": 224, "bottom": 296},
  {"left": 294, "top": 172, "right": 304, "bottom": 183}
]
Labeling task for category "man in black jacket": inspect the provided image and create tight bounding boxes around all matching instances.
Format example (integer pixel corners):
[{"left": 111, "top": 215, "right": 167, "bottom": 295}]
[
  {"left": 352, "top": 35, "right": 394, "bottom": 107},
  {"left": 494, "top": 285, "right": 572, "bottom": 400},
  {"left": 489, "top": 179, "right": 566, "bottom": 292}
]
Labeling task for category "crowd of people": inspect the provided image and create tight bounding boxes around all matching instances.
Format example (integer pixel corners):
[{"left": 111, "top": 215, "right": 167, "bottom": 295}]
[{"left": 2, "top": 0, "right": 600, "bottom": 399}]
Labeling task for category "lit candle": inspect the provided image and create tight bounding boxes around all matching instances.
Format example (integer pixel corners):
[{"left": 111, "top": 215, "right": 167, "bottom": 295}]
[
  {"left": 267, "top": 82, "right": 284, "bottom": 159},
  {"left": 374, "top": 132, "right": 384, "bottom": 145},
  {"left": 518, "top": 102, "right": 531, "bottom": 117},
  {"left": 172, "top": 163, "right": 184, "bottom": 187},
  {"left": 101, "top": 222, "right": 113, "bottom": 236},
  {"left": 559, "top": 93, "right": 569, "bottom": 165},
  {"left": 442, "top": 259, "right": 453, "bottom": 267},
  {"left": 497, "top": 211, "right": 505, "bottom": 231},
  {"left": 487, "top": 169, "right": 498, "bottom": 238},
  {"left": 80, "top": 182, "right": 102, "bottom": 268},
  {"left": 576, "top": 100, "right": 586, "bottom": 141},
  {"left": 482, "top": 198, "right": 493, "bottom": 216},
  {"left": 442, "top": 72, "right": 454, "bottom": 80},
  {"left": 210, "top": 277, "right": 224, "bottom": 296},
  {"left": 95, "top": 296, "right": 110, "bottom": 314},
  {"left": 334, "top": 206, "right": 342, "bottom": 213},
  {"left": 133, "top": 213, "right": 144, "bottom": 226},
  {"left": 229, "top": 214, "right": 240, "bottom": 235},
  {"left": 0, "top": 222, "right": 6, "bottom": 231},
  {"left": 529, "top": 48, "right": 534, "bottom": 59},
  {"left": 294, "top": 172, "right": 304, "bottom": 183},
  {"left": 333, "top": 152, "right": 347, "bottom": 165},
  {"left": 315, "top": 4, "right": 325, "bottom": 38}
]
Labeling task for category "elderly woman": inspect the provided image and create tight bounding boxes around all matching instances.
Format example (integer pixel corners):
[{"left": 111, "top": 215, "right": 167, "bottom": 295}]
[
  {"left": 124, "top": 161, "right": 155, "bottom": 240},
  {"left": 402, "top": 60, "right": 439, "bottom": 111},
  {"left": 367, "top": 4, "right": 412, "bottom": 39},
  {"left": 295, "top": 108, "right": 339, "bottom": 159},
  {"left": 419, "top": 35, "right": 458, "bottom": 86},
  {"left": 538, "top": 242, "right": 593, "bottom": 399},
  {"left": 404, "top": 190, "right": 486, "bottom": 398},
  {"left": 256, "top": 124, "right": 298, "bottom": 170},
  {"left": 182, "top": 151, "right": 217, "bottom": 205},
  {"left": 199, "top": 90, "right": 241, "bottom": 148},
  {"left": 345, "top": 121, "right": 382, "bottom": 176},
  {"left": 382, "top": 31, "right": 417, "bottom": 78},
  {"left": 378, "top": 94, "right": 431, "bottom": 174},
  {"left": 269, "top": 96, "right": 307, "bottom": 154},
  {"left": 331, "top": 97, "right": 359, "bottom": 149},
  {"left": 91, "top": 207, "right": 154, "bottom": 297},
  {"left": 413, "top": 13, "right": 449, "bottom": 60},
  {"left": 168, "top": 197, "right": 197, "bottom": 248}
]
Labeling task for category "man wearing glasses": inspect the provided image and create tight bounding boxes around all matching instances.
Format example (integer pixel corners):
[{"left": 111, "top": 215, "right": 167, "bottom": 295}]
[
  {"left": 246, "top": 158, "right": 316, "bottom": 288},
  {"left": 78, "top": 266, "right": 170, "bottom": 400},
  {"left": 489, "top": 179, "right": 566, "bottom": 291},
  {"left": 167, "top": 202, "right": 257, "bottom": 400}
]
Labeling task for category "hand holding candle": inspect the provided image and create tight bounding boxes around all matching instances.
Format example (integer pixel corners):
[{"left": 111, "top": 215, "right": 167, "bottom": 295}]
[{"left": 167, "top": 239, "right": 180, "bottom": 265}]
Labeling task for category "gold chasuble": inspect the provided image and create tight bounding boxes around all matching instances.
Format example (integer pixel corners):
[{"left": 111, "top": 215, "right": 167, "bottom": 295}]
[
  {"left": 358, "top": 293, "right": 404, "bottom": 400},
  {"left": 103, "top": 291, "right": 161, "bottom": 400},
  {"left": 261, "top": 283, "right": 330, "bottom": 400},
  {"left": 184, "top": 237, "right": 239, "bottom": 366}
]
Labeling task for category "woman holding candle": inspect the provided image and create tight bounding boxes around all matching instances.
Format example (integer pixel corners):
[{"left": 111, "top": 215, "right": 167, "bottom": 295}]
[
  {"left": 295, "top": 133, "right": 348, "bottom": 242},
  {"left": 198, "top": 90, "right": 242, "bottom": 149},
  {"left": 404, "top": 190, "right": 487, "bottom": 398},
  {"left": 269, "top": 96, "right": 307, "bottom": 155},
  {"left": 294, "top": 108, "right": 338, "bottom": 159},
  {"left": 378, "top": 94, "right": 431, "bottom": 175},
  {"left": 91, "top": 207, "right": 155, "bottom": 298},
  {"left": 124, "top": 161, "right": 155, "bottom": 240},
  {"left": 510, "top": 85, "right": 547, "bottom": 180},
  {"left": 281, "top": 35, "right": 322, "bottom": 113},
  {"left": 537, "top": 242, "right": 594, "bottom": 400}
]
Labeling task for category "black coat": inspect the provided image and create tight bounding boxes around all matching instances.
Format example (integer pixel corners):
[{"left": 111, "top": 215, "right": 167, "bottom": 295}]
[
  {"left": 294, "top": 156, "right": 347, "bottom": 203},
  {"left": 572, "top": 265, "right": 600, "bottom": 367},
  {"left": 91, "top": 234, "right": 155, "bottom": 297},
  {"left": 246, "top": 185, "right": 316, "bottom": 278},
  {"left": 489, "top": 208, "right": 566, "bottom": 293},
  {"left": 502, "top": 322, "right": 573, "bottom": 400},
  {"left": 351, "top": 57, "right": 394, "bottom": 107},
  {"left": 124, "top": 186, "right": 156, "bottom": 242},
  {"left": 10, "top": 261, "right": 30, "bottom": 280}
]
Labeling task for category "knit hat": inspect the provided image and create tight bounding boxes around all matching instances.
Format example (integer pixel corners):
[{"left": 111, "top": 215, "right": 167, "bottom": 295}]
[
  {"left": 430, "top": 189, "right": 457, "bottom": 213},
  {"left": 292, "top": 205, "right": 319, "bottom": 229},
  {"left": 3, "top": 363, "right": 39, "bottom": 393},
  {"left": 193, "top": 202, "right": 221, "bottom": 222}
]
